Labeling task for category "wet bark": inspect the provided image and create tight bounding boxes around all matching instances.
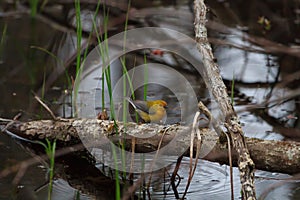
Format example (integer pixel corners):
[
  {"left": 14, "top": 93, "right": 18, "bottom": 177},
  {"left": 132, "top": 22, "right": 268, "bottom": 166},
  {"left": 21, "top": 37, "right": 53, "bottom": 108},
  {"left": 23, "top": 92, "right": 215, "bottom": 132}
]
[
  {"left": 193, "top": 0, "right": 256, "bottom": 199},
  {"left": 3, "top": 118, "right": 300, "bottom": 175}
]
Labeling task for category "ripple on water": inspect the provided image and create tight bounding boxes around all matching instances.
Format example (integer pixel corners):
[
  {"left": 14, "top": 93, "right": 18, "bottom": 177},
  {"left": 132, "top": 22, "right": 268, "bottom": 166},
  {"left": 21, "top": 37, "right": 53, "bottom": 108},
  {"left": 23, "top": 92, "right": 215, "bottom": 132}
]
[
  {"left": 148, "top": 158, "right": 298, "bottom": 200},
  {"left": 149, "top": 158, "right": 241, "bottom": 200}
]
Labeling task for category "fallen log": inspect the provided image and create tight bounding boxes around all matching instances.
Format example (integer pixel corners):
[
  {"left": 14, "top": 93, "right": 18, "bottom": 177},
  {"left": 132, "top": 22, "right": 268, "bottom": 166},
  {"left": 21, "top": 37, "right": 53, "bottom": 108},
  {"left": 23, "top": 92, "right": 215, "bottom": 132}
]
[{"left": 2, "top": 118, "right": 299, "bottom": 174}]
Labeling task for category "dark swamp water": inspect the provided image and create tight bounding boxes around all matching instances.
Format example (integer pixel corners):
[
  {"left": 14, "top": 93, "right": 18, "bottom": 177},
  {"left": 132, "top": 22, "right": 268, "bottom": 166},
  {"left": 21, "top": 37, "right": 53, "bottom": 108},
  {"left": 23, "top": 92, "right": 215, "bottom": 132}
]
[{"left": 0, "top": 0, "right": 300, "bottom": 199}]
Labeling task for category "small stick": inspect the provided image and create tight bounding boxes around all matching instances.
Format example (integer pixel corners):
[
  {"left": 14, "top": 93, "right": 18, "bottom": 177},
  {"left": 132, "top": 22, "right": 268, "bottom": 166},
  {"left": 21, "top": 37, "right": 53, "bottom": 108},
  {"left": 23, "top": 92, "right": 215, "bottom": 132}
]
[
  {"left": 182, "top": 110, "right": 202, "bottom": 199},
  {"left": 146, "top": 126, "right": 171, "bottom": 189},
  {"left": 33, "top": 95, "right": 57, "bottom": 120},
  {"left": 170, "top": 155, "right": 183, "bottom": 199},
  {"left": 1, "top": 113, "right": 22, "bottom": 132},
  {"left": 198, "top": 101, "right": 234, "bottom": 200}
]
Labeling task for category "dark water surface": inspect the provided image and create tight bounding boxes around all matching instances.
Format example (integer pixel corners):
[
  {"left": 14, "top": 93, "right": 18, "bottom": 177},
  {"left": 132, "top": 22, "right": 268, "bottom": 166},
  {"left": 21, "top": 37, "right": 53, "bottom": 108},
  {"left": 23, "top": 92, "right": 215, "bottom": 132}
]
[{"left": 1, "top": 0, "right": 300, "bottom": 199}]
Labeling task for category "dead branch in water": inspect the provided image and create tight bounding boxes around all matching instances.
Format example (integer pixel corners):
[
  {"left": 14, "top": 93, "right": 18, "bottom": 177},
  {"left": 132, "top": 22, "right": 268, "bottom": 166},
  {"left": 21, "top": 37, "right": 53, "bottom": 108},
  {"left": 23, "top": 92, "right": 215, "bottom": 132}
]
[
  {"left": 194, "top": 0, "right": 256, "bottom": 199},
  {"left": 1, "top": 118, "right": 299, "bottom": 175}
]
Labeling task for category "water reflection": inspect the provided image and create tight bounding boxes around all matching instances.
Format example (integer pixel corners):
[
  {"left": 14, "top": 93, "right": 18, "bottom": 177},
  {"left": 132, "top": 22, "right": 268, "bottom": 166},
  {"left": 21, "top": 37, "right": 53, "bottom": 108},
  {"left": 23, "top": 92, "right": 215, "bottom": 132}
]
[
  {"left": 0, "top": 0, "right": 300, "bottom": 199},
  {"left": 136, "top": 158, "right": 299, "bottom": 200}
]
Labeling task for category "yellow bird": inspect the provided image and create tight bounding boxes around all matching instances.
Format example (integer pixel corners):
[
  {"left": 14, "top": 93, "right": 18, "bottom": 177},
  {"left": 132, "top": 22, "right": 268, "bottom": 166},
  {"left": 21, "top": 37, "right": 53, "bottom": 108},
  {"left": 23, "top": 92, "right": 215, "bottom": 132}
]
[{"left": 126, "top": 98, "right": 167, "bottom": 124}]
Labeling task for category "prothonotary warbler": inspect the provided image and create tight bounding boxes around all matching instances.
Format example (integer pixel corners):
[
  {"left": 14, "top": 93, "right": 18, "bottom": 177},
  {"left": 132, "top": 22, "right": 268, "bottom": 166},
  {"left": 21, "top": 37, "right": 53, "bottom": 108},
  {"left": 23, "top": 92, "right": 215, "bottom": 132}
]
[{"left": 126, "top": 98, "right": 167, "bottom": 124}]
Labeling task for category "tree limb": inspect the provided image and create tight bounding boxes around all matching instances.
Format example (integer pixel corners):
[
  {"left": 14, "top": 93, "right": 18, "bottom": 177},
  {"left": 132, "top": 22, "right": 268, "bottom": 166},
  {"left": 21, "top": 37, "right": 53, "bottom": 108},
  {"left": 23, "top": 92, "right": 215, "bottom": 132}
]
[
  {"left": 2, "top": 118, "right": 300, "bottom": 174},
  {"left": 193, "top": 0, "right": 256, "bottom": 199}
]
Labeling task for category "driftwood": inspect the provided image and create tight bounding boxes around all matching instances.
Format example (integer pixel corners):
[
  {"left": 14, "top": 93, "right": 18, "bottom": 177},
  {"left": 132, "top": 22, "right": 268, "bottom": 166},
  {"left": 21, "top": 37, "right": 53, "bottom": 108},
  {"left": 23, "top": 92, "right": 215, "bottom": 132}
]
[
  {"left": 194, "top": 0, "right": 256, "bottom": 199},
  {"left": 2, "top": 118, "right": 300, "bottom": 175}
]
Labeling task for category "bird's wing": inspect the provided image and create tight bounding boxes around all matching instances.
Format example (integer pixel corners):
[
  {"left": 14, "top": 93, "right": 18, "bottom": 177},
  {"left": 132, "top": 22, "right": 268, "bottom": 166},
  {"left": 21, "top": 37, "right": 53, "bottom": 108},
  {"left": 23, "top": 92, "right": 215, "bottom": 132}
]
[
  {"left": 125, "top": 98, "right": 149, "bottom": 113},
  {"left": 132, "top": 100, "right": 149, "bottom": 113}
]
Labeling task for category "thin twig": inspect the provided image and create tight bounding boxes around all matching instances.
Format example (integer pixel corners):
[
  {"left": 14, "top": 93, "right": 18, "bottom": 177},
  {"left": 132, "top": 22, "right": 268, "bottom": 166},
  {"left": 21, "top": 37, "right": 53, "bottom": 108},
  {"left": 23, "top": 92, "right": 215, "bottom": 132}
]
[
  {"left": 129, "top": 137, "right": 136, "bottom": 180},
  {"left": 1, "top": 113, "right": 22, "bottom": 132},
  {"left": 146, "top": 126, "right": 171, "bottom": 189},
  {"left": 170, "top": 155, "right": 183, "bottom": 199},
  {"left": 198, "top": 101, "right": 234, "bottom": 199},
  {"left": 182, "top": 111, "right": 202, "bottom": 199},
  {"left": 224, "top": 130, "right": 234, "bottom": 200},
  {"left": 121, "top": 173, "right": 145, "bottom": 200},
  {"left": 33, "top": 95, "right": 58, "bottom": 120},
  {"left": 0, "top": 143, "right": 85, "bottom": 181}
]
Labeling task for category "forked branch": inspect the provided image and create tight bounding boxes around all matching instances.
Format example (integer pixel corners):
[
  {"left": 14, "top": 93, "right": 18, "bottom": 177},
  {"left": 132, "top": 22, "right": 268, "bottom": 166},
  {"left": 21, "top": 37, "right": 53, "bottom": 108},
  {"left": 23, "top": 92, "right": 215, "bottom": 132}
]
[{"left": 193, "top": 0, "right": 256, "bottom": 199}]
